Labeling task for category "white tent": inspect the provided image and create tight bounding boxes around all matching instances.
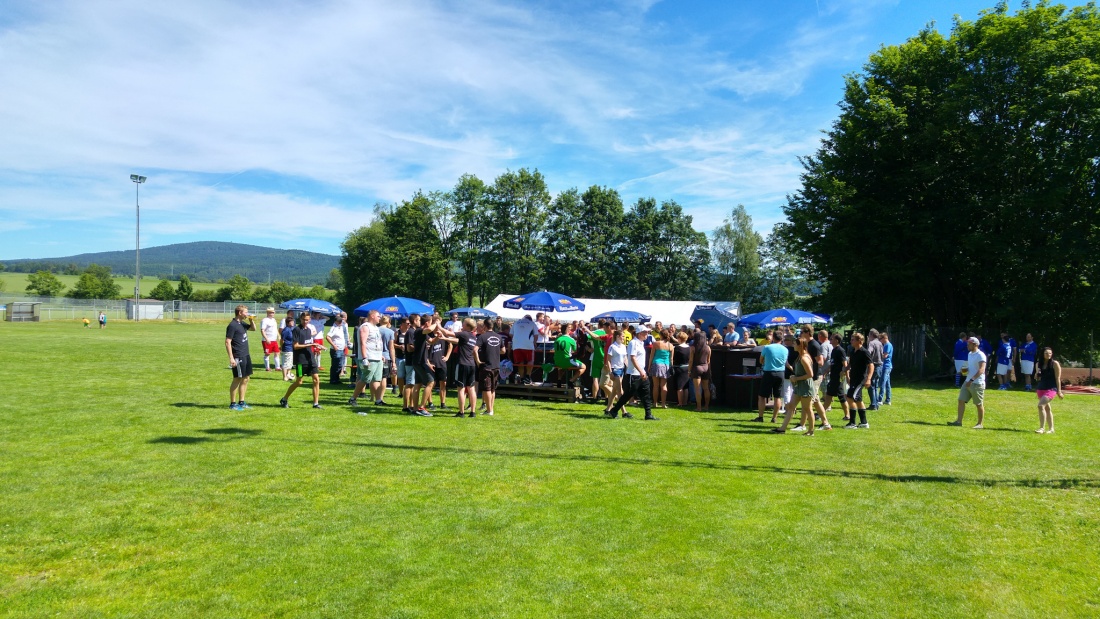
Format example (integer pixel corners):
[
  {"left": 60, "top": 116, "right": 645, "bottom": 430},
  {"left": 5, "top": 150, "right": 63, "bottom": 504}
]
[{"left": 483, "top": 293, "right": 707, "bottom": 326}]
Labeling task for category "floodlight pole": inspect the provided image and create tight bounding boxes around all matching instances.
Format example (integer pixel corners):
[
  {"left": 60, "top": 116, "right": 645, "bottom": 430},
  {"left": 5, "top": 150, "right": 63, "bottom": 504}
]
[{"left": 130, "top": 174, "right": 147, "bottom": 321}]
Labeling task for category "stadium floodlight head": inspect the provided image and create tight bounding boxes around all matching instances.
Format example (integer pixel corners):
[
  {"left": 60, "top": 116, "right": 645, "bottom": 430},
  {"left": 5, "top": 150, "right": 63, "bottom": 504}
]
[{"left": 131, "top": 174, "right": 146, "bottom": 183}]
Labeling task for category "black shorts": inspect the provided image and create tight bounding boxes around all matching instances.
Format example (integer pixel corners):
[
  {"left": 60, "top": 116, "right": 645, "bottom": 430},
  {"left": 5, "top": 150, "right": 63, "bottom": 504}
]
[
  {"left": 383, "top": 360, "right": 393, "bottom": 376},
  {"left": 231, "top": 355, "right": 253, "bottom": 378},
  {"left": 760, "top": 371, "right": 783, "bottom": 399},
  {"left": 826, "top": 375, "right": 844, "bottom": 398},
  {"left": 414, "top": 364, "right": 433, "bottom": 385},
  {"left": 479, "top": 367, "right": 500, "bottom": 392},
  {"left": 434, "top": 365, "right": 448, "bottom": 384},
  {"left": 846, "top": 383, "right": 864, "bottom": 403},
  {"left": 455, "top": 364, "right": 477, "bottom": 388},
  {"left": 295, "top": 361, "right": 318, "bottom": 377}
]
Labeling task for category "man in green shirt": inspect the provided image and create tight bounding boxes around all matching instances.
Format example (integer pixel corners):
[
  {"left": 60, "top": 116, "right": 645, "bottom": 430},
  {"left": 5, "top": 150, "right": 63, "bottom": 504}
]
[
  {"left": 553, "top": 322, "right": 586, "bottom": 387},
  {"left": 581, "top": 320, "right": 612, "bottom": 402}
]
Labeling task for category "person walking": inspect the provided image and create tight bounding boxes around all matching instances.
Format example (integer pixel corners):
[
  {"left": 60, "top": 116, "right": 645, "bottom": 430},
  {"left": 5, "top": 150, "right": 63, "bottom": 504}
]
[
  {"left": 821, "top": 333, "right": 849, "bottom": 422},
  {"left": 844, "top": 332, "right": 874, "bottom": 429},
  {"left": 348, "top": 310, "right": 385, "bottom": 408},
  {"left": 606, "top": 326, "right": 658, "bottom": 420},
  {"left": 773, "top": 337, "right": 817, "bottom": 435},
  {"left": 280, "top": 312, "right": 322, "bottom": 409},
  {"left": 1033, "top": 346, "right": 1063, "bottom": 433},
  {"left": 754, "top": 332, "right": 787, "bottom": 423},
  {"left": 950, "top": 337, "right": 987, "bottom": 429},
  {"left": 602, "top": 330, "right": 628, "bottom": 415},
  {"left": 225, "top": 305, "right": 256, "bottom": 411}
]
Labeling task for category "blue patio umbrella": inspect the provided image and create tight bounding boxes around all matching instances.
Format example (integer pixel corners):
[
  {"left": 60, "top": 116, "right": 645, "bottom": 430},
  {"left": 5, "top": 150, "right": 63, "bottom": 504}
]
[
  {"left": 736, "top": 307, "right": 832, "bottom": 330},
  {"left": 503, "top": 291, "right": 585, "bottom": 313},
  {"left": 444, "top": 307, "right": 498, "bottom": 318},
  {"left": 689, "top": 302, "right": 741, "bottom": 330},
  {"left": 353, "top": 296, "right": 435, "bottom": 318},
  {"left": 592, "top": 310, "right": 652, "bottom": 323},
  {"left": 279, "top": 298, "right": 342, "bottom": 317}
]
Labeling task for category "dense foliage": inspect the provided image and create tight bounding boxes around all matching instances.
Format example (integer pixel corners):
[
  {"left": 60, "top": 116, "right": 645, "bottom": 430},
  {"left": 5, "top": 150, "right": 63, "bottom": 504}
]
[
  {"left": 340, "top": 169, "right": 717, "bottom": 309},
  {"left": 68, "top": 264, "right": 121, "bottom": 299},
  {"left": 782, "top": 2, "right": 1100, "bottom": 353}
]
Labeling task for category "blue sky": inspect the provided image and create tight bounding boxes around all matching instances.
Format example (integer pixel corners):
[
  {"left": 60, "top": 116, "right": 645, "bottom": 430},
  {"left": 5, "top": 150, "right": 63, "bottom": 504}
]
[{"left": 0, "top": 0, "right": 1003, "bottom": 259}]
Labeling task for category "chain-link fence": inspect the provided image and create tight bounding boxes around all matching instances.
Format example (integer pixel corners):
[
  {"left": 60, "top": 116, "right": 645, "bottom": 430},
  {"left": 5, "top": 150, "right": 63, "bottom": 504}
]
[{"left": 0, "top": 294, "right": 262, "bottom": 322}]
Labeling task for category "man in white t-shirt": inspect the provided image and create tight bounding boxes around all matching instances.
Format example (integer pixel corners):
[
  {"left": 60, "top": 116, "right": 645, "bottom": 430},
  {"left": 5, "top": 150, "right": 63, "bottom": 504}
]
[
  {"left": 511, "top": 314, "right": 538, "bottom": 384},
  {"left": 259, "top": 308, "right": 281, "bottom": 372},
  {"left": 349, "top": 310, "right": 385, "bottom": 407},
  {"left": 951, "top": 337, "right": 987, "bottom": 429},
  {"left": 325, "top": 313, "right": 348, "bottom": 385},
  {"left": 444, "top": 312, "right": 461, "bottom": 333},
  {"left": 605, "top": 326, "right": 657, "bottom": 421}
]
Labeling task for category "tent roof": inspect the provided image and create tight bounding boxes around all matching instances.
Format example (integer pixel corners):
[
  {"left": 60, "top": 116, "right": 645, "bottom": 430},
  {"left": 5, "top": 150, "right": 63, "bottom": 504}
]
[{"left": 484, "top": 294, "right": 713, "bottom": 326}]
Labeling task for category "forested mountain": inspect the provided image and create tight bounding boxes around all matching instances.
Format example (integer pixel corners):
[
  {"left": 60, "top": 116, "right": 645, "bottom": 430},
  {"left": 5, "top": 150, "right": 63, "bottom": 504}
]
[{"left": 2, "top": 241, "right": 338, "bottom": 285}]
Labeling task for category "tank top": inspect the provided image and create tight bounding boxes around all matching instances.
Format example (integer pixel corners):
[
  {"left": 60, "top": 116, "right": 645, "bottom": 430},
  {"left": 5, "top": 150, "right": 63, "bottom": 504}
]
[
  {"left": 1036, "top": 361, "right": 1057, "bottom": 391},
  {"left": 653, "top": 346, "right": 671, "bottom": 366},
  {"left": 673, "top": 344, "right": 690, "bottom": 366}
]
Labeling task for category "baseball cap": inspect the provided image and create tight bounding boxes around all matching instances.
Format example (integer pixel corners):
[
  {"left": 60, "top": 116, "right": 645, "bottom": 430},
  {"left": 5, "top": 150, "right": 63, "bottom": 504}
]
[{"left": 968, "top": 337, "right": 980, "bottom": 345}]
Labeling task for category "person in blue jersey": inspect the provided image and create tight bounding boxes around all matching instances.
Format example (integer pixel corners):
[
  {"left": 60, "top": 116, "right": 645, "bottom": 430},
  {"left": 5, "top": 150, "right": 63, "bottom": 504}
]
[
  {"left": 1019, "top": 333, "right": 1038, "bottom": 391},
  {"left": 995, "top": 333, "right": 1014, "bottom": 390},
  {"left": 978, "top": 334, "right": 993, "bottom": 382},
  {"left": 878, "top": 331, "right": 894, "bottom": 406},
  {"left": 753, "top": 332, "right": 789, "bottom": 423},
  {"left": 953, "top": 332, "right": 969, "bottom": 387}
]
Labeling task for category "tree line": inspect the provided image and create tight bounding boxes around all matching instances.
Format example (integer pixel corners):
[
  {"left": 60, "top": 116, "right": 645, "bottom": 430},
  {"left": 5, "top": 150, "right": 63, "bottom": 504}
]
[{"left": 339, "top": 170, "right": 798, "bottom": 313}]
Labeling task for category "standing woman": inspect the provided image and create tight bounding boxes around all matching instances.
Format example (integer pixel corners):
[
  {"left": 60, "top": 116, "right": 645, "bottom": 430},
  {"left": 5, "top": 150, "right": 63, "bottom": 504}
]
[
  {"left": 672, "top": 331, "right": 692, "bottom": 407},
  {"left": 650, "top": 330, "right": 674, "bottom": 408},
  {"left": 604, "top": 330, "right": 628, "bottom": 415},
  {"left": 689, "top": 332, "right": 712, "bottom": 412},
  {"left": 1033, "top": 346, "right": 1063, "bottom": 433}
]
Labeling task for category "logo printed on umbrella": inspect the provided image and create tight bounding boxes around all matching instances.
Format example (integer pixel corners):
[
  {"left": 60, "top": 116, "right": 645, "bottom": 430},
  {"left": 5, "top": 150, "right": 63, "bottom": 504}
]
[
  {"left": 514, "top": 297, "right": 525, "bottom": 302},
  {"left": 772, "top": 317, "right": 787, "bottom": 323},
  {"left": 560, "top": 299, "right": 571, "bottom": 305},
  {"left": 386, "top": 306, "right": 398, "bottom": 312}
]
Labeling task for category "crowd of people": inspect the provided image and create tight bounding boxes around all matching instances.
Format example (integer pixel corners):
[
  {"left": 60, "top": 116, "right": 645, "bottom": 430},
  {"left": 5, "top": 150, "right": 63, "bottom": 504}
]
[{"left": 222, "top": 306, "right": 1066, "bottom": 434}]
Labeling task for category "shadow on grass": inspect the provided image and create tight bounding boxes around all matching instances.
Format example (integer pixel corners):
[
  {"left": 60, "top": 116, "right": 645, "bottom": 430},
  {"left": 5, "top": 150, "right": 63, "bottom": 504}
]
[
  {"left": 148, "top": 436, "right": 213, "bottom": 445},
  {"left": 334, "top": 441, "right": 1099, "bottom": 489},
  {"left": 200, "top": 428, "right": 264, "bottom": 436},
  {"left": 172, "top": 403, "right": 223, "bottom": 409},
  {"left": 900, "top": 420, "right": 1029, "bottom": 433}
]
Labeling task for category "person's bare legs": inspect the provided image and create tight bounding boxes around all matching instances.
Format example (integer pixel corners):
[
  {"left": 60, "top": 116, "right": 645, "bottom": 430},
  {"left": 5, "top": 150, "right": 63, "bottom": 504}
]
[
  {"left": 804, "top": 397, "right": 816, "bottom": 435},
  {"left": 693, "top": 377, "right": 702, "bottom": 411},
  {"left": 230, "top": 377, "right": 246, "bottom": 405},
  {"left": 310, "top": 375, "right": 320, "bottom": 405},
  {"left": 701, "top": 379, "right": 710, "bottom": 411}
]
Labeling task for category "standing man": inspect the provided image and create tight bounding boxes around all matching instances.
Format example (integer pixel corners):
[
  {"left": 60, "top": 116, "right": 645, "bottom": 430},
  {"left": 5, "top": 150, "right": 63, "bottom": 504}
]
[
  {"left": 476, "top": 318, "right": 506, "bottom": 415},
  {"left": 800, "top": 325, "right": 832, "bottom": 430},
  {"left": 225, "top": 305, "right": 256, "bottom": 411},
  {"left": 821, "top": 333, "right": 849, "bottom": 422},
  {"left": 348, "top": 310, "right": 385, "bottom": 408},
  {"left": 953, "top": 332, "right": 969, "bottom": 387},
  {"left": 1019, "top": 333, "right": 1038, "bottom": 391},
  {"left": 448, "top": 318, "right": 479, "bottom": 417},
  {"left": 279, "top": 315, "right": 296, "bottom": 381},
  {"left": 378, "top": 316, "right": 396, "bottom": 400},
  {"left": 951, "top": 337, "right": 987, "bottom": 429},
  {"left": 325, "top": 312, "right": 348, "bottom": 385},
  {"left": 98, "top": 310, "right": 107, "bottom": 329},
  {"left": 393, "top": 318, "right": 410, "bottom": 396},
  {"left": 844, "top": 332, "right": 874, "bottom": 429},
  {"left": 995, "top": 333, "right": 1014, "bottom": 390},
  {"left": 408, "top": 314, "right": 435, "bottom": 417},
  {"left": 754, "top": 332, "right": 788, "bottom": 423},
  {"left": 605, "top": 325, "right": 658, "bottom": 420},
  {"left": 878, "top": 332, "right": 893, "bottom": 406},
  {"left": 817, "top": 330, "right": 833, "bottom": 400},
  {"left": 427, "top": 326, "right": 452, "bottom": 409},
  {"left": 511, "top": 314, "right": 538, "bottom": 385},
  {"left": 259, "top": 308, "right": 282, "bottom": 372},
  {"left": 866, "top": 328, "right": 885, "bottom": 410},
  {"left": 280, "top": 312, "right": 322, "bottom": 409}
]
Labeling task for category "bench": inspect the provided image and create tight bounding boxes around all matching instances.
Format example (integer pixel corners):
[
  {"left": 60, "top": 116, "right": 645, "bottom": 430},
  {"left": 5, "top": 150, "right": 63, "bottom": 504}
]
[{"left": 495, "top": 382, "right": 581, "bottom": 403}]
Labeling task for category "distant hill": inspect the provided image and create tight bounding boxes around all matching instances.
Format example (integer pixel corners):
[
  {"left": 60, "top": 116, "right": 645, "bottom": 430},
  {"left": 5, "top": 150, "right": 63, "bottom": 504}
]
[{"left": 1, "top": 241, "right": 339, "bottom": 285}]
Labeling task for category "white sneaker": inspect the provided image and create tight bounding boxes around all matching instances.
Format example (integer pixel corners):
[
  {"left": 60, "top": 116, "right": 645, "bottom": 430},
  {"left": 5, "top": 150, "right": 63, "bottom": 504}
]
[
  {"left": 972, "top": 424, "right": 984, "bottom": 430},
  {"left": 1035, "top": 428, "right": 1045, "bottom": 434},
  {"left": 857, "top": 423, "right": 869, "bottom": 429},
  {"left": 791, "top": 425, "right": 806, "bottom": 433}
]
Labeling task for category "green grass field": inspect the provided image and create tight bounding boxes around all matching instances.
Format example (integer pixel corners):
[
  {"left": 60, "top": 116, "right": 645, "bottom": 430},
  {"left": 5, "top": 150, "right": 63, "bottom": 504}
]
[
  {"left": 1, "top": 320, "right": 1097, "bottom": 618},
  {"left": 0, "top": 272, "right": 223, "bottom": 297}
]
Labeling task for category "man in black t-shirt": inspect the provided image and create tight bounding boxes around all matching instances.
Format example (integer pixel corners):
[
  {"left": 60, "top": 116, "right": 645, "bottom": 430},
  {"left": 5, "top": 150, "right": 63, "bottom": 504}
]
[
  {"left": 441, "top": 318, "right": 479, "bottom": 417},
  {"left": 280, "top": 312, "right": 322, "bottom": 409},
  {"left": 476, "top": 319, "right": 506, "bottom": 415},
  {"left": 801, "top": 324, "right": 832, "bottom": 430},
  {"left": 845, "top": 332, "right": 874, "bottom": 429},
  {"left": 406, "top": 314, "right": 436, "bottom": 417},
  {"left": 224, "top": 305, "right": 256, "bottom": 411},
  {"left": 427, "top": 333, "right": 451, "bottom": 409},
  {"left": 823, "top": 333, "right": 849, "bottom": 421}
]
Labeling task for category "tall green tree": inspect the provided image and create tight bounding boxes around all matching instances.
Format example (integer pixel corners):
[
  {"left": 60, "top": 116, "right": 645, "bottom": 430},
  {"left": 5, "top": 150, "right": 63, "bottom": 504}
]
[
  {"left": 427, "top": 190, "right": 461, "bottom": 310},
  {"left": 453, "top": 174, "right": 491, "bottom": 306},
  {"left": 614, "top": 198, "right": 710, "bottom": 299},
  {"left": 540, "top": 185, "right": 625, "bottom": 298},
  {"left": 709, "top": 204, "right": 764, "bottom": 310},
  {"left": 781, "top": 2, "right": 1100, "bottom": 352},
  {"left": 69, "top": 264, "right": 121, "bottom": 299},
  {"left": 26, "top": 270, "right": 64, "bottom": 297},
  {"left": 216, "top": 275, "right": 252, "bottom": 302},
  {"left": 176, "top": 275, "right": 193, "bottom": 300},
  {"left": 487, "top": 169, "right": 550, "bottom": 297},
  {"left": 149, "top": 279, "right": 176, "bottom": 300}
]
